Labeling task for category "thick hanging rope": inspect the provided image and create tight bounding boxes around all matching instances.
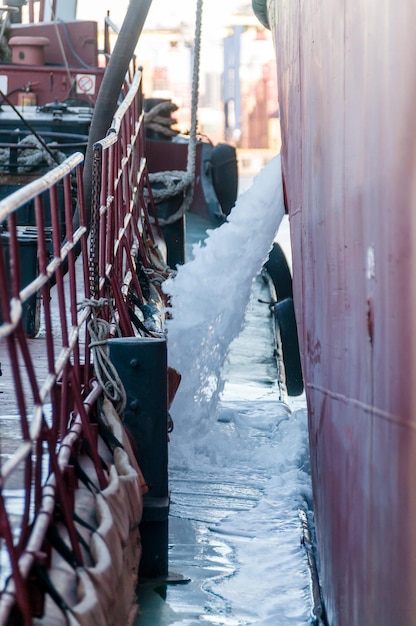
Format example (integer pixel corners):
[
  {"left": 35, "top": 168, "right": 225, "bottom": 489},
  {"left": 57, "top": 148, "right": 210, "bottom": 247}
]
[
  {"left": 148, "top": 0, "right": 203, "bottom": 226},
  {"left": 144, "top": 100, "right": 180, "bottom": 138}
]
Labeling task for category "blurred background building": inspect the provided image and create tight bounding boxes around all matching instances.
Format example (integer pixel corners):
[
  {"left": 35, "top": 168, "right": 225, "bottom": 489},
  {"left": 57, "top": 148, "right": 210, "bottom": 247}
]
[{"left": 77, "top": 0, "right": 280, "bottom": 168}]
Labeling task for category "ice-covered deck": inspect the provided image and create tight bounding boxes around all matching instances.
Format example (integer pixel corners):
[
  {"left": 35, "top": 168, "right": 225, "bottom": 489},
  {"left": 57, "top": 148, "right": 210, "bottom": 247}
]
[{"left": 135, "top": 169, "right": 313, "bottom": 625}]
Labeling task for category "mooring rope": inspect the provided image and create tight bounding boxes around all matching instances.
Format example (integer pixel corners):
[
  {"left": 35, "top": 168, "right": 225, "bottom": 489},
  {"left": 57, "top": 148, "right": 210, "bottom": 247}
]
[
  {"left": 0, "top": 134, "right": 66, "bottom": 173},
  {"left": 147, "top": 0, "right": 203, "bottom": 226},
  {"left": 78, "top": 298, "right": 127, "bottom": 416}
]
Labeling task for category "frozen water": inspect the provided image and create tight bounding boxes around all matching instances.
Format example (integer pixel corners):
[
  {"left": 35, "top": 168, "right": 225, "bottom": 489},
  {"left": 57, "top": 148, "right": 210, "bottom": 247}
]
[
  {"left": 155, "top": 155, "right": 314, "bottom": 625},
  {"left": 164, "top": 155, "right": 285, "bottom": 438}
]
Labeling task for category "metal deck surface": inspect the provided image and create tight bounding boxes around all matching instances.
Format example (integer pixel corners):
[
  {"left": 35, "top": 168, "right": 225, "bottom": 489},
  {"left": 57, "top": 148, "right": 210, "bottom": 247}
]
[{"left": 134, "top": 210, "right": 312, "bottom": 625}]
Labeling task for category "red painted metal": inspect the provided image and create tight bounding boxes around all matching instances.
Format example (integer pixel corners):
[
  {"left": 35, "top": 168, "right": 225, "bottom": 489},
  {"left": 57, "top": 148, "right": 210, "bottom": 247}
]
[
  {"left": 0, "top": 69, "right": 164, "bottom": 623},
  {"left": 0, "top": 64, "right": 104, "bottom": 107},
  {"left": 0, "top": 21, "right": 104, "bottom": 106},
  {"left": 91, "top": 70, "right": 166, "bottom": 335},
  {"left": 9, "top": 21, "right": 99, "bottom": 67},
  {"left": 262, "top": 1, "right": 416, "bottom": 624},
  {"left": 0, "top": 153, "right": 92, "bottom": 622}
]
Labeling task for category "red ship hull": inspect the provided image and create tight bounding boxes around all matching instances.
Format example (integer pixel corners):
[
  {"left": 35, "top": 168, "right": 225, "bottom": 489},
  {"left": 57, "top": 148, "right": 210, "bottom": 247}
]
[{"left": 254, "top": 1, "right": 416, "bottom": 624}]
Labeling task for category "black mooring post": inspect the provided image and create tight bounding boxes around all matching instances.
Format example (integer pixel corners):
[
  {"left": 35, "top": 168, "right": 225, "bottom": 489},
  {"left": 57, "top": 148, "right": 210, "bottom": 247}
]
[
  {"left": 156, "top": 192, "right": 186, "bottom": 267},
  {"left": 108, "top": 336, "right": 169, "bottom": 579}
]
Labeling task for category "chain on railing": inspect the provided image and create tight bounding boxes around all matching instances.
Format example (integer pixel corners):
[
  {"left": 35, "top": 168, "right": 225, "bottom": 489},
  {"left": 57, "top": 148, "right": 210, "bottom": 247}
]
[
  {"left": 0, "top": 68, "right": 161, "bottom": 625},
  {"left": 90, "top": 68, "right": 171, "bottom": 339}
]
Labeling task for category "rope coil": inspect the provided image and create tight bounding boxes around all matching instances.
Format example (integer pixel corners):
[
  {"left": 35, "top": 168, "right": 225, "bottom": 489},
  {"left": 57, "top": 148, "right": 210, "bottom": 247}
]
[{"left": 78, "top": 298, "right": 127, "bottom": 416}]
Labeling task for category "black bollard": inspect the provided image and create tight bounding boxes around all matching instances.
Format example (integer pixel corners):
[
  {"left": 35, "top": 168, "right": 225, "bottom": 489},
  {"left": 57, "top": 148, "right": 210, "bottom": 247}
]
[{"left": 108, "top": 336, "right": 169, "bottom": 579}]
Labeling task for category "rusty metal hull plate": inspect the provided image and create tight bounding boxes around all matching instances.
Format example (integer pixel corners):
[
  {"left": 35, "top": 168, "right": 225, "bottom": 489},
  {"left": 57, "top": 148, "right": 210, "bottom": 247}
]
[{"left": 268, "top": 1, "right": 416, "bottom": 624}]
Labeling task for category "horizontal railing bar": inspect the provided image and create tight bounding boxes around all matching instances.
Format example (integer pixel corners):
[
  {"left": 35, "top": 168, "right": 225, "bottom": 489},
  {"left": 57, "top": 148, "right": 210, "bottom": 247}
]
[
  {"left": 0, "top": 443, "right": 32, "bottom": 487},
  {"left": 111, "top": 70, "right": 143, "bottom": 134},
  {"left": 0, "top": 382, "right": 102, "bottom": 620}
]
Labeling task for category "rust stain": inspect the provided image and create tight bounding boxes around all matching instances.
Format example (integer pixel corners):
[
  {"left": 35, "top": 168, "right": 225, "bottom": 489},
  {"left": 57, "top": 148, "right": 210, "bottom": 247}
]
[{"left": 307, "top": 330, "right": 321, "bottom": 364}]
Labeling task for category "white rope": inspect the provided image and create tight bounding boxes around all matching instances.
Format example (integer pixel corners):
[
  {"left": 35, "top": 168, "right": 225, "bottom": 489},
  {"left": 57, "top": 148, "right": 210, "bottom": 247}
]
[
  {"left": 148, "top": 0, "right": 203, "bottom": 226},
  {"left": 148, "top": 170, "right": 192, "bottom": 203},
  {"left": 187, "top": 0, "right": 203, "bottom": 186},
  {"left": 79, "top": 298, "right": 127, "bottom": 416},
  {"left": 0, "top": 135, "right": 66, "bottom": 173}
]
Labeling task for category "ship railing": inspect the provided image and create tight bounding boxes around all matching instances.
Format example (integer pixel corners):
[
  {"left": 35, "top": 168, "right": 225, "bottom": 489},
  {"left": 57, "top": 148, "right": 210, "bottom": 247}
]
[
  {"left": 0, "top": 152, "right": 105, "bottom": 623},
  {"left": 89, "top": 67, "right": 165, "bottom": 336},
  {"left": 0, "top": 67, "right": 164, "bottom": 623}
]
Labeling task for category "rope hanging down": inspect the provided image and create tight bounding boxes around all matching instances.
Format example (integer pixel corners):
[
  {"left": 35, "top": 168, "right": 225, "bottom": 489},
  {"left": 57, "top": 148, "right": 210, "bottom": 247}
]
[{"left": 147, "top": 0, "right": 203, "bottom": 226}]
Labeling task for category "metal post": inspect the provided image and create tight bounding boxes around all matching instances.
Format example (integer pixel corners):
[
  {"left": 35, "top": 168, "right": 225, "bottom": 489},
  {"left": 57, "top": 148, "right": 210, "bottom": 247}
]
[{"left": 108, "top": 336, "right": 169, "bottom": 579}]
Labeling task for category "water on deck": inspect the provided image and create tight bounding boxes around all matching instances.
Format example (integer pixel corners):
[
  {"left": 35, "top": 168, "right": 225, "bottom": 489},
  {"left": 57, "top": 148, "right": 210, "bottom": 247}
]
[
  {"left": 136, "top": 169, "right": 314, "bottom": 625},
  {"left": 0, "top": 163, "right": 315, "bottom": 624}
]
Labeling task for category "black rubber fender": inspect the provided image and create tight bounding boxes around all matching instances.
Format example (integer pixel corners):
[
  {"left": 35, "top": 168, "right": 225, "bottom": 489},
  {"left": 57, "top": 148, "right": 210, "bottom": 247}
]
[
  {"left": 274, "top": 297, "right": 304, "bottom": 396},
  {"left": 252, "top": 0, "right": 270, "bottom": 29},
  {"left": 265, "top": 241, "right": 293, "bottom": 301},
  {"left": 210, "top": 143, "right": 238, "bottom": 216}
]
